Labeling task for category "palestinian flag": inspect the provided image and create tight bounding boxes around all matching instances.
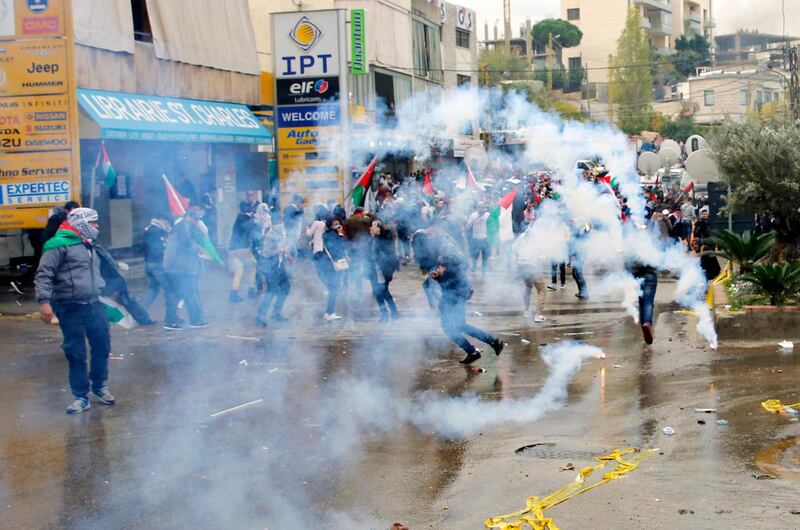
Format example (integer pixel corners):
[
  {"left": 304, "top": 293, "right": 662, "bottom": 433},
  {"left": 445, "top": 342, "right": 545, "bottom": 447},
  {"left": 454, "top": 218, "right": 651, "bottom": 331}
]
[
  {"left": 41, "top": 227, "right": 136, "bottom": 328},
  {"left": 96, "top": 142, "right": 118, "bottom": 188},
  {"left": 496, "top": 188, "right": 518, "bottom": 242},
  {"left": 465, "top": 164, "right": 478, "bottom": 190},
  {"left": 162, "top": 175, "right": 224, "bottom": 266},
  {"left": 423, "top": 167, "right": 435, "bottom": 195},
  {"left": 100, "top": 295, "right": 136, "bottom": 330},
  {"left": 350, "top": 156, "right": 377, "bottom": 208}
]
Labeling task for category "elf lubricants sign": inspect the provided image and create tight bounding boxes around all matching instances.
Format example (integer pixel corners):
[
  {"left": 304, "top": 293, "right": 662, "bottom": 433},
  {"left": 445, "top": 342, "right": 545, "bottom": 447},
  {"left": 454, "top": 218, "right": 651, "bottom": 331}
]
[
  {"left": 0, "top": 0, "right": 80, "bottom": 229},
  {"left": 271, "top": 9, "right": 349, "bottom": 205}
]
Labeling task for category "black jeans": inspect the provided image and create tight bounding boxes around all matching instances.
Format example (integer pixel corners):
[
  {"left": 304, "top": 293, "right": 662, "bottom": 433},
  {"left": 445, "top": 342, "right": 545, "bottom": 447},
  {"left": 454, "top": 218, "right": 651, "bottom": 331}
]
[
  {"left": 551, "top": 262, "right": 566, "bottom": 285},
  {"left": 470, "top": 238, "right": 489, "bottom": 273},
  {"left": 313, "top": 252, "right": 340, "bottom": 315},
  {"left": 165, "top": 272, "right": 204, "bottom": 324},
  {"left": 636, "top": 270, "right": 658, "bottom": 326},
  {"left": 422, "top": 276, "right": 440, "bottom": 309},
  {"left": 370, "top": 271, "right": 398, "bottom": 318},
  {"left": 52, "top": 301, "right": 111, "bottom": 399},
  {"left": 439, "top": 291, "right": 495, "bottom": 354},
  {"left": 572, "top": 263, "right": 588, "bottom": 296}
]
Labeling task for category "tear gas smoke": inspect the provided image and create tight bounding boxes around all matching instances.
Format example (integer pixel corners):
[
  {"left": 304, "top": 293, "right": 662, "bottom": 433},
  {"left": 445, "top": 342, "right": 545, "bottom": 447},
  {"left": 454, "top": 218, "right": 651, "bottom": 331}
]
[{"left": 410, "top": 342, "right": 605, "bottom": 437}]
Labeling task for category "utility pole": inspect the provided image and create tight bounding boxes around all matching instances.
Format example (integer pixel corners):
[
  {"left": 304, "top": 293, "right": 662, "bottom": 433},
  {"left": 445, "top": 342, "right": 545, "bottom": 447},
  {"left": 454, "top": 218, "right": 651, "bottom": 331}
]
[
  {"left": 547, "top": 33, "right": 553, "bottom": 91},
  {"left": 585, "top": 61, "right": 591, "bottom": 120},
  {"left": 789, "top": 46, "right": 799, "bottom": 121},
  {"left": 503, "top": 0, "right": 511, "bottom": 52}
]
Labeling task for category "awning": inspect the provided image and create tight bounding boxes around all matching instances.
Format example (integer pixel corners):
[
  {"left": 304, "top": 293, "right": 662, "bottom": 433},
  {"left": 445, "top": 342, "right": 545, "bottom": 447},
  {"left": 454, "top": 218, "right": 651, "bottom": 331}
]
[{"left": 77, "top": 88, "right": 272, "bottom": 144}]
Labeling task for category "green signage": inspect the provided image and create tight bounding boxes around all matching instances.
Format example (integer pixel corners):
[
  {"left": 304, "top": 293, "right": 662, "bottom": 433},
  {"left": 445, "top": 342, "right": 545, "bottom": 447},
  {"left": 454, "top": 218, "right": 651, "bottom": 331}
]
[{"left": 350, "top": 9, "right": 367, "bottom": 75}]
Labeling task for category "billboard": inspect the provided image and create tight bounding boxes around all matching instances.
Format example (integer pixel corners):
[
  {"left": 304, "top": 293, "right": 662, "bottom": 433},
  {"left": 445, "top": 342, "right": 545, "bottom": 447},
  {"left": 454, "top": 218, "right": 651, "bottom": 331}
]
[
  {"left": 0, "top": 0, "right": 79, "bottom": 229},
  {"left": 271, "top": 9, "right": 349, "bottom": 206}
]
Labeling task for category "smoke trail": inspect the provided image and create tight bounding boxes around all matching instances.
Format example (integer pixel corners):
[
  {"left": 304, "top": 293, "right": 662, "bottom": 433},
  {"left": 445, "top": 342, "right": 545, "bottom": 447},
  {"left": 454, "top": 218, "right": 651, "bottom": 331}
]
[{"left": 410, "top": 342, "right": 605, "bottom": 437}]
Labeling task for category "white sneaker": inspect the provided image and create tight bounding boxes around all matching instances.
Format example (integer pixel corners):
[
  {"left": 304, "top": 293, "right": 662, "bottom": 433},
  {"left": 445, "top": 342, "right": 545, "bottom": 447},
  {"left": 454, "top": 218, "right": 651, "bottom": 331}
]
[
  {"left": 324, "top": 313, "right": 343, "bottom": 321},
  {"left": 523, "top": 310, "right": 532, "bottom": 318},
  {"left": 559, "top": 285, "right": 566, "bottom": 290},
  {"left": 534, "top": 315, "right": 546, "bottom": 323},
  {"left": 546, "top": 284, "right": 557, "bottom": 291}
]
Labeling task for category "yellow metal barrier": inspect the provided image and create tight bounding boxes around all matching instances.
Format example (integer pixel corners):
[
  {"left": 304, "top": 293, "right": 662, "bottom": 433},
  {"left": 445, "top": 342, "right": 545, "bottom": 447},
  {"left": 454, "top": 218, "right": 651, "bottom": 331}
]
[{"left": 485, "top": 448, "right": 659, "bottom": 530}]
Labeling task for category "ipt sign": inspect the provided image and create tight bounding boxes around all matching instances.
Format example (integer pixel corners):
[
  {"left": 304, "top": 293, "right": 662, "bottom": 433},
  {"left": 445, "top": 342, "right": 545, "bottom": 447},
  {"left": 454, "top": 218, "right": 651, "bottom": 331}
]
[{"left": 272, "top": 11, "right": 342, "bottom": 79}]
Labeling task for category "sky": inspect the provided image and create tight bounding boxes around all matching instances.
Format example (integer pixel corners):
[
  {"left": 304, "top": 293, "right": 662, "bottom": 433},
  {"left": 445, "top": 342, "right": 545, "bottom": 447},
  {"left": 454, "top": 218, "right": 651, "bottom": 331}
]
[{"left": 455, "top": 0, "right": 800, "bottom": 41}]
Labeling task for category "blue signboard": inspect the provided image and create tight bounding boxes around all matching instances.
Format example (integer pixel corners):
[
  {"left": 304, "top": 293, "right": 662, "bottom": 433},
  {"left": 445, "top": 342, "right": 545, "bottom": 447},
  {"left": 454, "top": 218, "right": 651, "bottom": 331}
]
[
  {"left": 276, "top": 104, "right": 340, "bottom": 128},
  {"left": 77, "top": 88, "right": 273, "bottom": 144}
]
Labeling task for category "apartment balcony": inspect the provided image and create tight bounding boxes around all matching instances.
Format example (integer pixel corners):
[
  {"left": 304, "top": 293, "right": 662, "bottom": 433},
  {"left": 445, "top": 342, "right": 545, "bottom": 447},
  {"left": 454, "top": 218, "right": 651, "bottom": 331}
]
[
  {"left": 704, "top": 19, "right": 716, "bottom": 29},
  {"left": 634, "top": 0, "right": 673, "bottom": 13},
  {"left": 684, "top": 11, "right": 702, "bottom": 23},
  {"left": 640, "top": 17, "right": 652, "bottom": 29},
  {"left": 645, "top": 13, "right": 674, "bottom": 36},
  {"left": 684, "top": 20, "right": 702, "bottom": 36}
]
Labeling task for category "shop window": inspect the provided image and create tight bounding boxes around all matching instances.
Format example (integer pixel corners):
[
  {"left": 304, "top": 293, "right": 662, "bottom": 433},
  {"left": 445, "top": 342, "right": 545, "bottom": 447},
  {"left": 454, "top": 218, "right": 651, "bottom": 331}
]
[
  {"left": 131, "top": 0, "right": 152, "bottom": 42},
  {"left": 704, "top": 89, "right": 714, "bottom": 106},
  {"left": 567, "top": 8, "right": 580, "bottom": 21},
  {"left": 740, "top": 89, "right": 748, "bottom": 106},
  {"left": 457, "top": 74, "right": 471, "bottom": 86},
  {"left": 456, "top": 29, "right": 470, "bottom": 48}
]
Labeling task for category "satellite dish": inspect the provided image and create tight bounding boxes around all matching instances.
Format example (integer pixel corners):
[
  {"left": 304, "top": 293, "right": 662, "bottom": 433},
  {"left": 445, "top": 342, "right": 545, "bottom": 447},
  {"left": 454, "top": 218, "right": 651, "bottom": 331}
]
[
  {"left": 686, "top": 135, "right": 709, "bottom": 155},
  {"left": 637, "top": 151, "right": 661, "bottom": 176},
  {"left": 660, "top": 139, "right": 681, "bottom": 154},
  {"left": 685, "top": 149, "right": 720, "bottom": 186},
  {"left": 658, "top": 147, "right": 681, "bottom": 168},
  {"left": 464, "top": 145, "right": 488, "bottom": 172}
]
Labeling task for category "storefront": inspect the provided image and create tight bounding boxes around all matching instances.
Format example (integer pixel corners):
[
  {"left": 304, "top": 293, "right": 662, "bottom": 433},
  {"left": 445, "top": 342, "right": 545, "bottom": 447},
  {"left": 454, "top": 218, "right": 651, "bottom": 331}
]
[{"left": 76, "top": 88, "right": 273, "bottom": 251}]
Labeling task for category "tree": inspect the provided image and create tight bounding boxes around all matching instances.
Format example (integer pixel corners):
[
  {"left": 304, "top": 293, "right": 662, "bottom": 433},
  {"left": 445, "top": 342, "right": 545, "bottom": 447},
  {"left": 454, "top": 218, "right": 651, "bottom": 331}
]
[
  {"left": 661, "top": 115, "right": 701, "bottom": 142},
  {"left": 533, "top": 66, "right": 563, "bottom": 90},
  {"left": 566, "top": 64, "right": 585, "bottom": 93},
  {"left": 479, "top": 48, "right": 530, "bottom": 87},
  {"left": 672, "top": 35, "right": 712, "bottom": 79},
  {"left": 531, "top": 19, "right": 583, "bottom": 49},
  {"left": 608, "top": 9, "right": 653, "bottom": 135},
  {"left": 711, "top": 116, "right": 800, "bottom": 254}
]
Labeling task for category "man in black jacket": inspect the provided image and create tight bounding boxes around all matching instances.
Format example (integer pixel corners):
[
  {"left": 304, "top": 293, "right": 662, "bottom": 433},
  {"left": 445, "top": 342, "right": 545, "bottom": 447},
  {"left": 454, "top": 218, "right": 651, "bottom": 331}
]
[
  {"left": 143, "top": 215, "right": 172, "bottom": 309},
  {"left": 430, "top": 233, "right": 504, "bottom": 365}
]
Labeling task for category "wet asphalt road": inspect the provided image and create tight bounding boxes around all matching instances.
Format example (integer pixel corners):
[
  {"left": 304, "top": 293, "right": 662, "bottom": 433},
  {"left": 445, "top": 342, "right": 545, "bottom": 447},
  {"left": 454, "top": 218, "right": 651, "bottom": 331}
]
[{"left": 0, "top": 262, "right": 798, "bottom": 529}]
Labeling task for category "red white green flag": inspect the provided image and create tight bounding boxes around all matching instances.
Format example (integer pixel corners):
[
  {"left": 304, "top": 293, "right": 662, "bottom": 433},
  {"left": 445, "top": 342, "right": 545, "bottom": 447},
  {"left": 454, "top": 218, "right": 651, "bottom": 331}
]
[
  {"left": 423, "top": 167, "right": 435, "bottom": 195},
  {"left": 95, "top": 142, "right": 118, "bottom": 188},
  {"left": 161, "top": 175, "right": 223, "bottom": 266},
  {"left": 496, "top": 188, "right": 518, "bottom": 242},
  {"left": 465, "top": 164, "right": 478, "bottom": 190},
  {"left": 350, "top": 156, "right": 377, "bottom": 208}
]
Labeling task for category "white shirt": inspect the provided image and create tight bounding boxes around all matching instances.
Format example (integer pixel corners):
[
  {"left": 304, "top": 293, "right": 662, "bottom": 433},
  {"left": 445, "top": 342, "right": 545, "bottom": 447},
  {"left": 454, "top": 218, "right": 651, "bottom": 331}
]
[
  {"left": 466, "top": 211, "right": 489, "bottom": 240},
  {"left": 306, "top": 220, "right": 326, "bottom": 253}
]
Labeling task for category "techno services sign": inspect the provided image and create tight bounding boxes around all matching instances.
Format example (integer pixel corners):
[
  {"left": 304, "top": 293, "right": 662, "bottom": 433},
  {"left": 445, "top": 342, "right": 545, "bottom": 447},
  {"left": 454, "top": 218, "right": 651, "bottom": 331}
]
[{"left": 271, "top": 9, "right": 349, "bottom": 205}]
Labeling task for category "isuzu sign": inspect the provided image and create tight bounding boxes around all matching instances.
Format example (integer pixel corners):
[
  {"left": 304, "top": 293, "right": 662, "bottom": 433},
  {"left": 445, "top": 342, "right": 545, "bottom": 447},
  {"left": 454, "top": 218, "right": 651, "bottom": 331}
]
[{"left": 273, "top": 10, "right": 342, "bottom": 78}]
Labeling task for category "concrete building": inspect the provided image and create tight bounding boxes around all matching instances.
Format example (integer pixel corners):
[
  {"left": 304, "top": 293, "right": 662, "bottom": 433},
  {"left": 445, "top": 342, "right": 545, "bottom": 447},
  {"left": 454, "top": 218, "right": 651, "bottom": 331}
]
[
  {"left": 715, "top": 30, "right": 799, "bottom": 65},
  {"left": 442, "top": 3, "right": 478, "bottom": 88},
  {"left": 561, "top": 0, "right": 715, "bottom": 86},
  {"left": 679, "top": 69, "right": 786, "bottom": 123}
]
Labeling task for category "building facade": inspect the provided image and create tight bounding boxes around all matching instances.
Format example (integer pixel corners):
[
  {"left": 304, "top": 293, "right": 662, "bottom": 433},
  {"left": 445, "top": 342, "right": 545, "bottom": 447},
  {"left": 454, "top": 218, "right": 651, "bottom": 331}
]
[
  {"left": 561, "top": 0, "right": 714, "bottom": 86},
  {"left": 680, "top": 70, "right": 785, "bottom": 124},
  {"left": 441, "top": 3, "right": 478, "bottom": 88}
]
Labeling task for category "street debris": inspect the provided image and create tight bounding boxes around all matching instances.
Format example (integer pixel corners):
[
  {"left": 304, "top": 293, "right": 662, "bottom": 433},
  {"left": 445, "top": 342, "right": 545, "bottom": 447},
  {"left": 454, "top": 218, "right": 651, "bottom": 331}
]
[
  {"left": 472, "top": 311, "right": 483, "bottom": 317},
  {"left": 390, "top": 523, "right": 409, "bottom": 530},
  {"left": 662, "top": 427, "right": 675, "bottom": 435},
  {"left": 559, "top": 463, "right": 575, "bottom": 472},
  {"left": 520, "top": 339, "right": 531, "bottom": 344},
  {"left": 225, "top": 335, "right": 261, "bottom": 342},
  {"left": 751, "top": 472, "right": 774, "bottom": 480},
  {"left": 762, "top": 399, "right": 800, "bottom": 415},
  {"left": 715, "top": 419, "right": 729, "bottom": 425},
  {"left": 469, "top": 367, "right": 486, "bottom": 373},
  {"left": 678, "top": 509, "right": 695, "bottom": 515},
  {"left": 109, "top": 354, "right": 124, "bottom": 361},
  {"left": 239, "top": 360, "right": 248, "bottom": 366},
  {"left": 778, "top": 340, "right": 794, "bottom": 350},
  {"left": 693, "top": 408, "right": 717, "bottom": 413},
  {"left": 564, "top": 331, "right": 594, "bottom": 336},
  {"left": 697, "top": 420, "right": 706, "bottom": 425},
  {"left": 210, "top": 399, "right": 264, "bottom": 418},
  {"left": 268, "top": 368, "right": 279, "bottom": 373},
  {"left": 613, "top": 364, "right": 623, "bottom": 369}
]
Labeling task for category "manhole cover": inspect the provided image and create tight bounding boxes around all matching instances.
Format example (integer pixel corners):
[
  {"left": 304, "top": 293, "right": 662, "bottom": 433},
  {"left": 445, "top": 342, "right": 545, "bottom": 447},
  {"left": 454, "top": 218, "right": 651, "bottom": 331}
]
[{"left": 515, "top": 443, "right": 607, "bottom": 460}]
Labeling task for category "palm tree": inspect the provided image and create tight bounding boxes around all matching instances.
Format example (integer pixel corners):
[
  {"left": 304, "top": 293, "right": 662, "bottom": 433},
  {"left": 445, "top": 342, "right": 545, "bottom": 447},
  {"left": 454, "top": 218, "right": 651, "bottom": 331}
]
[
  {"left": 739, "top": 263, "right": 800, "bottom": 306},
  {"left": 704, "top": 230, "right": 775, "bottom": 273}
]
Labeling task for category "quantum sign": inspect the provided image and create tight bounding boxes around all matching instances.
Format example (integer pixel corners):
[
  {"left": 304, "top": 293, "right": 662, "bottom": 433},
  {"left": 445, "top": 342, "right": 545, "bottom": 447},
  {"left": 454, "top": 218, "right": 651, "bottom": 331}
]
[{"left": 350, "top": 8, "right": 366, "bottom": 75}]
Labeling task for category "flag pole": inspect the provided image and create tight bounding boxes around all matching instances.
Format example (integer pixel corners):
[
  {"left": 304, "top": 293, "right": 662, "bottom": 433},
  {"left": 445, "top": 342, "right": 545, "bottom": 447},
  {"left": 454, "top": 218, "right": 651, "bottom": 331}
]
[{"left": 89, "top": 141, "right": 103, "bottom": 209}]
